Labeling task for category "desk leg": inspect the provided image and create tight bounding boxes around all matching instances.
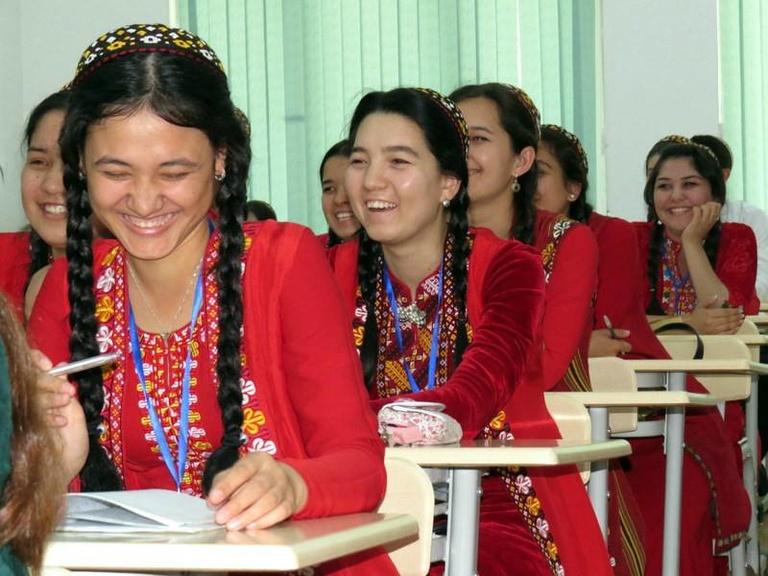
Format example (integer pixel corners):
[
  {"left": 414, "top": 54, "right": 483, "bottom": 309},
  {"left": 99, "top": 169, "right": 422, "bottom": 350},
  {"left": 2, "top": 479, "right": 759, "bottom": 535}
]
[
  {"left": 445, "top": 469, "right": 481, "bottom": 576},
  {"left": 587, "top": 406, "right": 609, "bottom": 540},
  {"left": 661, "top": 371, "right": 686, "bottom": 576},
  {"left": 745, "top": 376, "right": 760, "bottom": 571}
]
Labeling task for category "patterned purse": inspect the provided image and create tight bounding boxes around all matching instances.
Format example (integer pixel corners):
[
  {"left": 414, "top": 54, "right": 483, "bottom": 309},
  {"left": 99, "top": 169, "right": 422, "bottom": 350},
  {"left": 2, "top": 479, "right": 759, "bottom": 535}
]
[{"left": 377, "top": 400, "right": 463, "bottom": 446}]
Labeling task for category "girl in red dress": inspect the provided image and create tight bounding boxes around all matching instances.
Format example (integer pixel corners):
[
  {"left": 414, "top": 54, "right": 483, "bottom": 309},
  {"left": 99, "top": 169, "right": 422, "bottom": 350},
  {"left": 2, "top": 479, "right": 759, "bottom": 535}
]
[
  {"left": 330, "top": 86, "right": 612, "bottom": 575},
  {"left": 29, "top": 24, "right": 396, "bottom": 575},
  {"left": 319, "top": 139, "right": 360, "bottom": 248},
  {"left": 538, "top": 124, "right": 751, "bottom": 576},
  {"left": 0, "top": 91, "right": 70, "bottom": 317}
]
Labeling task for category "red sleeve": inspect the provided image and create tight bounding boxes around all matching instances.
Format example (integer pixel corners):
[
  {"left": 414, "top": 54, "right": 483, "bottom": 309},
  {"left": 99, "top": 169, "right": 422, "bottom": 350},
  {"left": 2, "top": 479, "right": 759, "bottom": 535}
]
[
  {"left": 716, "top": 223, "right": 760, "bottom": 314},
  {"left": 369, "top": 240, "right": 546, "bottom": 439},
  {"left": 0, "top": 232, "right": 31, "bottom": 319},
  {"left": 631, "top": 222, "right": 654, "bottom": 310},
  {"left": 540, "top": 224, "right": 598, "bottom": 389},
  {"left": 26, "top": 256, "right": 71, "bottom": 362},
  {"left": 272, "top": 228, "right": 386, "bottom": 518}
]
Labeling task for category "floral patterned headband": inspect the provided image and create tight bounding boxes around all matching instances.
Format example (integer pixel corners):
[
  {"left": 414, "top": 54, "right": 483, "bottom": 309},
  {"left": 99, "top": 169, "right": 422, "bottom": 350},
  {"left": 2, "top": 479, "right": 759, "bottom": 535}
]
[
  {"left": 541, "top": 124, "right": 589, "bottom": 173},
  {"left": 655, "top": 134, "right": 719, "bottom": 165},
  {"left": 502, "top": 83, "right": 541, "bottom": 142},
  {"left": 416, "top": 88, "right": 469, "bottom": 160},
  {"left": 69, "top": 23, "right": 225, "bottom": 88}
]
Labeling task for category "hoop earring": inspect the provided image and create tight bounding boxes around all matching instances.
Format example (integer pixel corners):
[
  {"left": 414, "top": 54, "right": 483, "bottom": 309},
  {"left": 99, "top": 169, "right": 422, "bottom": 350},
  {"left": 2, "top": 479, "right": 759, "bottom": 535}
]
[
  {"left": 511, "top": 175, "right": 520, "bottom": 193},
  {"left": 215, "top": 169, "right": 226, "bottom": 182}
]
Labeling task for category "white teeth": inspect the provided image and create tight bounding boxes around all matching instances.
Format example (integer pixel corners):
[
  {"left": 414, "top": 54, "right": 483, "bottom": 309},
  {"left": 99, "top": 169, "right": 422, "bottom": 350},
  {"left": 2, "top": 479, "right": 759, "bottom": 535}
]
[
  {"left": 366, "top": 200, "right": 397, "bottom": 210},
  {"left": 336, "top": 212, "right": 354, "bottom": 221},
  {"left": 126, "top": 214, "right": 173, "bottom": 229},
  {"left": 669, "top": 208, "right": 690, "bottom": 214},
  {"left": 42, "top": 204, "right": 66, "bottom": 215}
]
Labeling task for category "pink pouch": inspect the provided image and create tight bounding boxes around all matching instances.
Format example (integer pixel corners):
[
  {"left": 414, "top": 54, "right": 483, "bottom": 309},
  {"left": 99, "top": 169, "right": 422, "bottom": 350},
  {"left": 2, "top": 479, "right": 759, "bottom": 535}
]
[{"left": 378, "top": 400, "right": 463, "bottom": 446}]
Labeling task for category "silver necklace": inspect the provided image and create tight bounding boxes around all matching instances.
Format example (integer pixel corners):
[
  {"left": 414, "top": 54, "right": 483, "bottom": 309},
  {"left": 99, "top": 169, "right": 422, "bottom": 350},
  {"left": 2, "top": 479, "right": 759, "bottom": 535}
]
[
  {"left": 398, "top": 302, "right": 427, "bottom": 327},
  {"left": 127, "top": 255, "right": 204, "bottom": 344}
]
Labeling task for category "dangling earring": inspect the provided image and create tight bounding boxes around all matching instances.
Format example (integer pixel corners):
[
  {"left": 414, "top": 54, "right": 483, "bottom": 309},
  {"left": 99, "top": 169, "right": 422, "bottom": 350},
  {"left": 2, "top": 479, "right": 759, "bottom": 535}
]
[
  {"left": 511, "top": 175, "right": 520, "bottom": 193},
  {"left": 442, "top": 199, "right": 451, "bottom": 208},
  {"left": 215, "top": 169, "right": 226, "bottom": 182}
]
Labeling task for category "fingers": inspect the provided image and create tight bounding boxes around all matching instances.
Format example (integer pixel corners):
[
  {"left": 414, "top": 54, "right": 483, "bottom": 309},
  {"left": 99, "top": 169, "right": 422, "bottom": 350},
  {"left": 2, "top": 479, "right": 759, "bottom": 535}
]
[{"left": 208, "top": 453, "right": 299, "bottom": 530}]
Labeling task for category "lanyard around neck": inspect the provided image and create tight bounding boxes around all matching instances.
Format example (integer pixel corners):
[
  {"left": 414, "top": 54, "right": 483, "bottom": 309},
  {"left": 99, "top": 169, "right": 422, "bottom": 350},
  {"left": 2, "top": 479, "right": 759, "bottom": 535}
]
[
  {"left": 383, "top": 262, "right": 444, "bottom": 393},
  {"left": 128, "top": 268, "right": 204, "bottom": 491}
]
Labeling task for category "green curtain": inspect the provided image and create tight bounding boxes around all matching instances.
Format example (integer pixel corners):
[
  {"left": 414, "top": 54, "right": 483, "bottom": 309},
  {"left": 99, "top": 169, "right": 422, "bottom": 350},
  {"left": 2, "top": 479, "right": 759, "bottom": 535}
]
[
  {"left": 719, "top": 0, "right": 768, "bottom": 207},
  {"left": 177, "top": 0, "right": 599, "bottom": 231}
]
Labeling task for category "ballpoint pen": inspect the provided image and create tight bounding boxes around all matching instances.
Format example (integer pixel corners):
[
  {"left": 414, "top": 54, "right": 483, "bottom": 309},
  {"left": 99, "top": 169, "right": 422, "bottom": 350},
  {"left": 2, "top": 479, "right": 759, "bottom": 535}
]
[
  {"left": 603, "top": 315, "right": 618, "bottom": 340},
  {"left": 47, "top": 352, "right": 119, "bottom": 377}
]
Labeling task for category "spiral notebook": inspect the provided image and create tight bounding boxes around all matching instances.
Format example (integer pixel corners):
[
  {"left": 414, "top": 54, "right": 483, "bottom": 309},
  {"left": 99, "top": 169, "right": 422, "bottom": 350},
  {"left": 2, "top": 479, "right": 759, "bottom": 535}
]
[{"left": 60, "top": 489, "right": 221, "bottom": 533}]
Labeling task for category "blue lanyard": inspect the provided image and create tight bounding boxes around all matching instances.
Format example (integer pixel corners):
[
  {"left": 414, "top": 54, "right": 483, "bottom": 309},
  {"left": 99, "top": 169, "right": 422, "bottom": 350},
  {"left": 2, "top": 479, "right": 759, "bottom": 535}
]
[
  {"left": 127, "top": 268, "right": 204, "bottom": 491},
  {"left": 383, "top": 262, "right": 444, "bottom": 393}
]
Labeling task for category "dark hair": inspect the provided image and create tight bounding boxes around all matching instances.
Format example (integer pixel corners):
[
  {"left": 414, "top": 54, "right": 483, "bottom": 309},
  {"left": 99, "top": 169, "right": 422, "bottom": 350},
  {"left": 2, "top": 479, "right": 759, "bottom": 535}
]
[
  {"left": 0, "top": 292, "right": 64, "bottom": 574},
  {"left": 23, "top": 91, "right": 71, "bottom": 286},
  {"left": 348, "top": 88, "right": 471, "bottom": 389},
  {"left": 245, "top": 199, "right": 277, "bottom": 221},
  {"left": 60, "top": 51, "right": 250, "bottom": 492},
  {"left": 644, "top": 135, "right": 688, "bottom": 176},
  {"left": 643, "top": 142, "right": 724, "bottom": 309},
  {"left": 319, "top": 139, "right": 351, "bottom": 247},
  {"left": 449, "top": 82, "right": 539, "bottom": 244},
  {"left": 691, "top": 134, "right": 733, "bottom": 171},
  {"left": 539, "top": 125, "right": 592, "bottom": 223}
]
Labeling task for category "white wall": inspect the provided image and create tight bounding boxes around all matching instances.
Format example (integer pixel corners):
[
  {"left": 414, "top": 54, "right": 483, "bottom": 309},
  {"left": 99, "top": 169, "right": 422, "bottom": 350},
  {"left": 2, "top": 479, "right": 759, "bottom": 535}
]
[
  {"left": 0, "top": 0, "right": 170, "bottom": 232},
  {"left": 601, "top": 0, "right": 720, "bottom": 221},
  {"left": 0, "top": 0, "right": 723, "bottom": 230}
]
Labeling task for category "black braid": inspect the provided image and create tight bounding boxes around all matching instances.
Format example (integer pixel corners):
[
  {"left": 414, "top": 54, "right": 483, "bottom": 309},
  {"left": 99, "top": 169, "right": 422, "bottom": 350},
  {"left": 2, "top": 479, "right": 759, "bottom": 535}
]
[
  {"left": 64, "top": 165, "right": 123, "bottom": 491},
  {"left": 357, "top": 231, "right": 383, "bottom": 390},
  {"left": 23, "top": 230, "right": 53, "bottom": 296},
  {"left": 703, "top": 221, "right": 722, "bottom": 280},
  {"left": 202, "top": 127, "right": 249, "bottom": 495},
  {"left": 512, "top": 182, "right": 537, "bottom": 245},
  {"left": 448, "top": 196, "right": 471, "bottom": 365},
  {"left": 645, "top": 221, "right": 665, "bottom": 314}
]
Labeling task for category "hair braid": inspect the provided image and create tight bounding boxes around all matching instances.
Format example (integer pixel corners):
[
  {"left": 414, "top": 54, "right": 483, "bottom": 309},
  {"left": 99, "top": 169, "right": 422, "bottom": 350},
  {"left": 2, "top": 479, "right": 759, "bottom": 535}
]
[
  {"left": 24, "top": 231, "right": 53, "bottom": 295},
  {"left": 64, "top": 167, "right": 122, "bottom": 491},
  {"left": 645, "top": 221, "right": 665, "bottom": 313},
  {"left": 703, "top": 221, "right": 722, "bottom": 275},
  {"left": 202, "top": 165, "right": 247, "bottom": 494},
  {"left": 448, "top": 197, "right": 470, "bottom": 364},
  {"left": 357, "top": 231, "right": 383, "bottom": 390}
]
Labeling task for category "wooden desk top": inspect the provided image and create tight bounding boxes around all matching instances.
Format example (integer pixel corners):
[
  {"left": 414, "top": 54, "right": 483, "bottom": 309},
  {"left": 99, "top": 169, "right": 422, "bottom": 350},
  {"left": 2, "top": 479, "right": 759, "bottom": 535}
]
[
  {"left": 44, "top": 512, "right": 417, "bottom": 572},
  {"left": 557, "top": 390, "right": 719, "bottom": 408},
  {"left": 747, "top": 315, "right": 768, "bottom": 327},
  {"left": 625, "top": 358, "right": 768, "bottom": 376},
  {"left": 386, "top": 438, "right": 631, "bottom": 468},
  {"left": 659, "top": 333, "right": 768, "bottom": 348}
]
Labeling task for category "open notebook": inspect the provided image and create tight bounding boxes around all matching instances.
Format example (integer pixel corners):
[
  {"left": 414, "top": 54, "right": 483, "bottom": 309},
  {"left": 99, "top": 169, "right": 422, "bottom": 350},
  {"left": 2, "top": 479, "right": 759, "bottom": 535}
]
[{"left": 60, "top": 489, "right": 221, "bottom": 533}]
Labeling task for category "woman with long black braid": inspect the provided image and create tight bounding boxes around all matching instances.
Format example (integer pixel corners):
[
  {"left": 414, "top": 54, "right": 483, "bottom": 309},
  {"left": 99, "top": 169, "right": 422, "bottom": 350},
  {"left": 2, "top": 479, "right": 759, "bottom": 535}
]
[
  {"left": 330, "top": 87, "right": 612, "bottom": 575},
  {"left": 27, "top": 24, "right": 396, "bottom": 575}
]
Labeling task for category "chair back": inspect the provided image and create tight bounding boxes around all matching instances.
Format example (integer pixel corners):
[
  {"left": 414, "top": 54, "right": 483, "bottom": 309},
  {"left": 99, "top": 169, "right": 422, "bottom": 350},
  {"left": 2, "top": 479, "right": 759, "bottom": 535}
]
[
  {"left": 378, "top": 456, "right": 435, "bottom": 576},
  {"left": 588, "top": 357, "right": 639, "bottom": 433},
  {"left": 544, "top": 393, "right": 591, "bottom": 482}
]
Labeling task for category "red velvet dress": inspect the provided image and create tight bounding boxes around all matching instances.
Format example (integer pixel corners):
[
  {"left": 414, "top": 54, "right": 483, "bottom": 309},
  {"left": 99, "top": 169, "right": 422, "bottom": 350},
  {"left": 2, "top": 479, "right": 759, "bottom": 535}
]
[
  {"left": 27, "top": 221, "right": 397, "bottom": 576},
  {"left": 0, "top": 232, "right": 31, "bottom": 317},
  {"left": 598, "top": 214, "right": 751, "bottom": 576},
  {"left": 331, "top": 227, "right": 613, "bottom": 576},
  {"left": 633, "top": 221, "right": 759, "bottom": 315}
]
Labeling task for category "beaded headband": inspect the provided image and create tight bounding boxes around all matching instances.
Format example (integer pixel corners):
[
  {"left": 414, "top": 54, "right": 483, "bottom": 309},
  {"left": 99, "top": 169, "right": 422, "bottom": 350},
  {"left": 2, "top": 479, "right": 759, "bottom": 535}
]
[
  {"left": 502, "top": 84, "right": 541, "bottom": 142},
  {"left": 416, "top": 88, "right": 469, "bottom": 160},
  {"left": 69, "top": 23, "right": 225, "bottom": 88},
  {"left": 654, "top": 135, "right": 720, "bottom": 166},
  {"left": 541, "top": 124, "right": 589, "bottom": 174}
]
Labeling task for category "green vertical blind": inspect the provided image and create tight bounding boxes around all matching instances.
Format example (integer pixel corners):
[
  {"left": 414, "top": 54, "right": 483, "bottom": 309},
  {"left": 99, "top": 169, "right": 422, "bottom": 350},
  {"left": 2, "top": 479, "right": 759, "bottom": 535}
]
[
  {"left": 719, "top": 0, "right": 768, "bottom": 208},
  {"left": 177, "top": 0, "right": 599, "bottom": 231}
]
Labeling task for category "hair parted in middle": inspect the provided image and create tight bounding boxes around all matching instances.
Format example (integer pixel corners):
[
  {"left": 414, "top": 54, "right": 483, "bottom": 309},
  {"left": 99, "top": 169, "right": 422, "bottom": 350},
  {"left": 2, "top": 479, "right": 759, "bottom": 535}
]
[{"left": 59, "top": 23, "right": 250, "bottom": 493}]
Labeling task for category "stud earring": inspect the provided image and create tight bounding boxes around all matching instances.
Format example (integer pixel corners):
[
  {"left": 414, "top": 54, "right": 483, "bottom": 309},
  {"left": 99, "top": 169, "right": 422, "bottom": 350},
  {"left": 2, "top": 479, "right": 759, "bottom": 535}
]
[
  {"left": 78, "top": 170, "right": 86, "bottom": 181},
  {"left": 567, "top": 194, "right": 575, "bottom": 201},
  {"left": 215, "top": 169, "right": 226, "bottom": 182},
  {"left": 442, "top": 199, "right": 451, "bottom": 208},
  {"left": 511, "top": 175, "right": 520, "bottom": 193}
]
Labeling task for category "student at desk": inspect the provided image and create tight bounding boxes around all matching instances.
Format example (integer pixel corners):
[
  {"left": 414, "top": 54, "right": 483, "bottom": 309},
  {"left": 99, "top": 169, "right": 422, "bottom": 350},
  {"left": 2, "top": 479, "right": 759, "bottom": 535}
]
[
  {"left": 28, "top": 23, "right": 396, "bottom": 576},
  {"left": 537, "top": 125, "right": 751, "bottom": 576},
  {"left": 330, "top": 87, "right": 611, "bottom": 575}
]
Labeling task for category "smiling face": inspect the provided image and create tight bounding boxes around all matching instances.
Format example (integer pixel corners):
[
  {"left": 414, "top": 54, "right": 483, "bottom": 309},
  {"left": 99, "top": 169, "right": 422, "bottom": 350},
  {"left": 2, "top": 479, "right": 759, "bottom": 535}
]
[
  {"left": 21, "top": 110, "right": 67, "bottom": 256},
  {"left": 653, "top": 156, "right": 714, "bottom": 240},
  {"left": 456, "top": 97, "right": 519, "bottom": 208},
  {"left": 534, "top": 144, "right": 577, "bottom": 216},
  {"left": 345, "top": 112, "right": 459, "bottom": 251},
  {"left": 320, "top": 154, "right": 360, "bottom": 240},
  {"left": 82, "top": 108, "right": 225, "bottom": 263}
]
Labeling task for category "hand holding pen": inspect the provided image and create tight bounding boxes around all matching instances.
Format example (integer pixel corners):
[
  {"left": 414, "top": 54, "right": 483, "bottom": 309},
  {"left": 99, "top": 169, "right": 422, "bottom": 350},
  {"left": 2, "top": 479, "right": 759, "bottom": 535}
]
[{"left": 588, "top": 315, "right": 632, "bottom": 357}]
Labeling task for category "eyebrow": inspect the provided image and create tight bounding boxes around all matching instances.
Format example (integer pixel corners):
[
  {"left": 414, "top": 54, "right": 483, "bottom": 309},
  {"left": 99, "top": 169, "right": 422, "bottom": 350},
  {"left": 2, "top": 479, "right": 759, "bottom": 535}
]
[
  {"left": 26, "top": 146, "right": 49, "bottom": 154},
  {"left": 93, "top": 157, "right": 200, "bottom": 168},
  {"left": 468, "top": 125, "right": 493, "bottom": 134},
  {"left": 350, "top": 145, "right": 420, "bottom": 157}
]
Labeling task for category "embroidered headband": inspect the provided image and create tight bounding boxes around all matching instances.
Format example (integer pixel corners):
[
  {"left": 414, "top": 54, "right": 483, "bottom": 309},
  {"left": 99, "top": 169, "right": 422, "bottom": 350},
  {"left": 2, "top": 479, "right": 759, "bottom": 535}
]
[
  {"left": 416, "top": 88, "right": 469, "bottom": 160},
  {"left": 654, "top": 134, "right": 720, "bottom": 166},
  {"left": 69, "top": 23, "right": 225, "bottom": 88},
  {"left": 541, "top": 124, "right": 589, "bottom": 174},
  {"left": 502, "top": 84, "right": 541, "bottom": 142}
]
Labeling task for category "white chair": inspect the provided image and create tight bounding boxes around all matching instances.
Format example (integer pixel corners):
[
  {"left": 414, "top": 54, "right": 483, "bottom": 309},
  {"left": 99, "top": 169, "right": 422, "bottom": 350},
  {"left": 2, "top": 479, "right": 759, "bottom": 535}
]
[
  {"left": 378, "top": 456, "right": 435, "bottom": 576},
  {"left": 544, "top": 392, "right": 592, "bottom": 482}
]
